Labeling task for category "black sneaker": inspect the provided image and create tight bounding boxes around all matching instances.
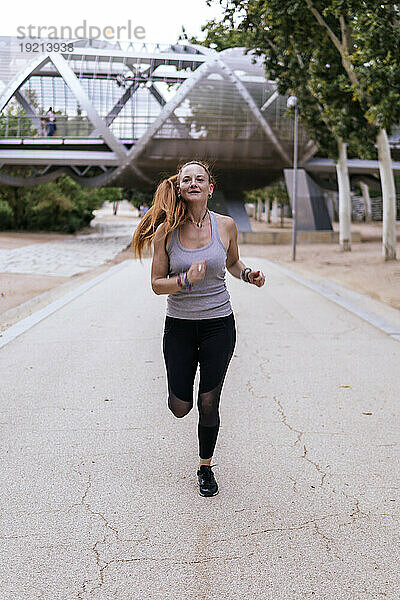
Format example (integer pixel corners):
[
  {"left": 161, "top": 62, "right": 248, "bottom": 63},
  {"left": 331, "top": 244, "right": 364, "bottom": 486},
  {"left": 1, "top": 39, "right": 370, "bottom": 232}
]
[{"left": 197, "top": 465, "right": 219, "bottom": 497}]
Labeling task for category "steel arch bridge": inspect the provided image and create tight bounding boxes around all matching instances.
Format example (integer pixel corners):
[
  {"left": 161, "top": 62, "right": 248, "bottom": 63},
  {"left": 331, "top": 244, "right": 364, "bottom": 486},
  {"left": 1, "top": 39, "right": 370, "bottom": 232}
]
[
  {"left": 0, "top": 37, "right": 399, "bottom": 193},
  {"left": 0, "top": 38, "right": 316, "bottom": 189}
]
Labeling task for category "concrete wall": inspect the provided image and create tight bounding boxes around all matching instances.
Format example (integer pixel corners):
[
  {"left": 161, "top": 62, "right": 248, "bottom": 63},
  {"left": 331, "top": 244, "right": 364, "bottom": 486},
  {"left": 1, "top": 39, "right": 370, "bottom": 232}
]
[{"left": 238, "top": 230, "right": 361, "bottom": 244}]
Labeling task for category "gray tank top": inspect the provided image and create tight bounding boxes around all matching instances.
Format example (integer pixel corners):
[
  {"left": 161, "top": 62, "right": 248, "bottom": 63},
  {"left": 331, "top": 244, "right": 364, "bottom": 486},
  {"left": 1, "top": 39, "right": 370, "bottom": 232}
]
[{"left": 166, "top": 210, "right": 233, "bottom": 319}]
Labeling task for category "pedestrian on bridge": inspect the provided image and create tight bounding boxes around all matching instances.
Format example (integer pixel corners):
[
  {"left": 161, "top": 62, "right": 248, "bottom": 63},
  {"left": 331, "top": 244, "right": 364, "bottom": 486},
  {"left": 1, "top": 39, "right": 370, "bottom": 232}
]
[
  {"left": 132, "top": 161, "right": 265, "bottom": 496},
  {"left": 46, "top": 107, "right": 56, "bottom": 136}
]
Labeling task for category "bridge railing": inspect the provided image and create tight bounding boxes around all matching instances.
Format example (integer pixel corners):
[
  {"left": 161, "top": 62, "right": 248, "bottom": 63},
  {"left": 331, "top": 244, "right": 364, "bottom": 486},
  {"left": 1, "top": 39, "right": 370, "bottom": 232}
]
[
  {"left": 0, "top": 115, "right": 142, "bottom": 139},
  {"left": 0, "top": 113, "right": 304, "bottom": 143},
  {"left": 0, "top": 115, "right": 94, "bottom": 138}
]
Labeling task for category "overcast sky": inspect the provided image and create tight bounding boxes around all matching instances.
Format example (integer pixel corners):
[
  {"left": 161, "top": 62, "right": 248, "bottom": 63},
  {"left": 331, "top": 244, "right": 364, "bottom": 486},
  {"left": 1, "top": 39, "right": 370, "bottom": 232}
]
[{"left": 0, "top": 0, "right": 224, "bottom": 43}]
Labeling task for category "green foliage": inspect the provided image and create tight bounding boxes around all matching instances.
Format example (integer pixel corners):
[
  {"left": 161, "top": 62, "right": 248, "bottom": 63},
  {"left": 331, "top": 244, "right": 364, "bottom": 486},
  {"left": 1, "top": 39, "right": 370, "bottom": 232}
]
[
  {"left": 245, "top": 181, "right": 290, "bottom": 226},
  {"left": 0, "top": 175, "right": 105, "bottom": 233},
  {"left": 92, "top": 187, "right": 124, "bottom": 205},
  {"left": 122, "top": 188, "right": 154, "bottom": 210},
  {"left": 179, "top": 21, "right": 248, "bottom": 52},
  {"left": 208, "top": 1, "right": 400, "bottom": 160},
  {"left": 0, "top": 200, "right": 14, "bottom": 229},
  {"left": 0, "top": 98, "right": 38, "bottom": 137},
  {"left": 348, "top": 4, "right": 400, "bottom": 132},
  {"left": 245, "top": 181, "right": 289, "bottom": 206},
  {"left": 264, "top": 181, "right": 290, "bottom": 207},
  {"left": 0, "top": 89, "right": 53, "bottom": 137}
]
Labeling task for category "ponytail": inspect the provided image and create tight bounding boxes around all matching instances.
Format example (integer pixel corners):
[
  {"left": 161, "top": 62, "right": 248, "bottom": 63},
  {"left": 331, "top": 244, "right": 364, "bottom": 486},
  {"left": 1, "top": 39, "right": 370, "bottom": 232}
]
[{"left": 131, "top": 174, "right": 189, "bottom": 260}]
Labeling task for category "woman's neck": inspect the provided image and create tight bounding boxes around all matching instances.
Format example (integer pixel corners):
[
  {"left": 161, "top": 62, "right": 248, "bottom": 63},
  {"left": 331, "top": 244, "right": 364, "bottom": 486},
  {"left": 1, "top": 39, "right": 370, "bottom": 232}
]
[{"left": 186, "top": 202, "right": 208, "bottom": 224}]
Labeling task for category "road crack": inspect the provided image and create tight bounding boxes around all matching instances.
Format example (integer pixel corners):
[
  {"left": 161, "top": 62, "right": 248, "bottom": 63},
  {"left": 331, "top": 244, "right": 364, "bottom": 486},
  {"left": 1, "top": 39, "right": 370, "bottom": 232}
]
[
  {"left": 301, "top": 443, "right": 327, "bottom": 487},
  {"left": 273, "top": 395, "right": 304, "bottom": 447},
  {"left": 70, "top": 461, "right": 120, "bottom": 599}
]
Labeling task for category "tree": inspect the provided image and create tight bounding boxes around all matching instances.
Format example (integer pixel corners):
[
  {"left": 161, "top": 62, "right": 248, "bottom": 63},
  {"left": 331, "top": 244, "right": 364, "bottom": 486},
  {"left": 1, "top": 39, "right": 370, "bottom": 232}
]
[
  {"left": 287, "top": 39, "right": 378, "bottom": 250},
  {"left": 303, "top": 1, "right": 400, "bottom": 259},
  {"left": 218, "top": 0, "right": 399, "bottom": 258},
  {"left": 182, "top": 7, "right": 376, "bottom": 251},
  {"left": 179, "top": 20, "right": 248, "bottom": 51},
  {"left": 245, "top": 181, "right": 290, "bottom": 226},
  {"left": 0, "top": 98, "right": 38, "bottom": 137},
  {"left": 122, "top": 188, "right": 154, "bottom": 211},
  {"left": 91, "top": 186, "right": 124, "bottom": 214}
]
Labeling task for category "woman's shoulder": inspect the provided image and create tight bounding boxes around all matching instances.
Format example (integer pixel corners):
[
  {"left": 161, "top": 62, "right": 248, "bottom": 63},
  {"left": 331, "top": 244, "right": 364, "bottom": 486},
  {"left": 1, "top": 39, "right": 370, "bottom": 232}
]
[
  {"left": 212, "top": 212, "right": 235, "bottom": 232},
  {"left": 154, "top": 221, "right": 167, "bottom": 237},
  {"left": 211, "top": 212, "right": 236, "bottom": 251},
  {"left": 154, "top": 221, "right": 174, "bottom": 253}
]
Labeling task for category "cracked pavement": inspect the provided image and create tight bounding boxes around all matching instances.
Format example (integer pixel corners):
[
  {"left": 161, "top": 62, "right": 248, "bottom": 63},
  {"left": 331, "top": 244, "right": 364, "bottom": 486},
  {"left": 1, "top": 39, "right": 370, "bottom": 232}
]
[{"left": 0, "top": 257, "right": 399, "bottom": 599}]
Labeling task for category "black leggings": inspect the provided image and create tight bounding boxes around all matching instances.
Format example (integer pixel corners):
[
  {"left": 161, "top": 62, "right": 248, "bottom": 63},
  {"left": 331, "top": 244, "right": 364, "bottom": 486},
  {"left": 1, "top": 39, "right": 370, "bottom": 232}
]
[{"left": 162, "top": 312, "right": 236, "bottom": 459}]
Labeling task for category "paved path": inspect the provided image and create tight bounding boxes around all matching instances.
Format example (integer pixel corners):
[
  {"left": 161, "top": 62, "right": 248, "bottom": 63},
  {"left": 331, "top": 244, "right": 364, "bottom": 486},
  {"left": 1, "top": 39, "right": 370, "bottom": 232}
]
[
  {"left": 0, "top": 224, "right": 133, "bottom": 277},
  {"left": 0, "top": 258, "right": 399, "bottom": 599},
  {"left": 0, "top": 200, "right": 136, "bottom": 277}
]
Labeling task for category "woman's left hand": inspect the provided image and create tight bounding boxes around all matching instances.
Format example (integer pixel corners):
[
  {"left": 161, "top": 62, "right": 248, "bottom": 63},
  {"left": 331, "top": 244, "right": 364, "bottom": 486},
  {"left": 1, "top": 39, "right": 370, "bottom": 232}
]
[{"left": 248, "top": 270, "right": 266, "bottom": 287}]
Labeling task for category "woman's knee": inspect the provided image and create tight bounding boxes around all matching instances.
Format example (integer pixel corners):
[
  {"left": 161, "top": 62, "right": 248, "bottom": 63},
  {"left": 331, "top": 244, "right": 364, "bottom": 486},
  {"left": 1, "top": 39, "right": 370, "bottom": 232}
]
[
  {"left": 197, "top": 386, "right": 221, "bottom": 427},
  {"left": 168, "top": 394, "right": 193, "bottom": 418}
]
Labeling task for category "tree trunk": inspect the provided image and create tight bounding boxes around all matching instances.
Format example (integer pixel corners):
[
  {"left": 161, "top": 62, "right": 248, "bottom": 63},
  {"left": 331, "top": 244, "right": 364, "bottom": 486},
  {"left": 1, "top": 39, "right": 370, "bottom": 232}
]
[
  {"left": 271, "top": 200, "right": 280, "bottom": 225},
  {"left": 8, "top": 187, "right": 26, "bottom": 229},
  {"left": 359, "top": 181, "right": 372, "bottom": 223},
  {"left": 256, "top": 198, "right": 262, "bottom": 220},
  {"left": 265, "top": 200, "right": 270, "bottom": 223},
  {"left": 336, "top": 138, "right": 352, "bottom": 251},
  {"left": 376, "top": 129, "right": 397, "bottom": 260}
]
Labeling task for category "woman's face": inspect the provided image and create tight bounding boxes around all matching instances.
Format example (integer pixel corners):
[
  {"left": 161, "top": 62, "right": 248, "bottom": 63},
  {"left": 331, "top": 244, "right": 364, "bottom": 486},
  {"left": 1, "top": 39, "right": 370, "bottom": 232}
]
[{"left": 178, "top": 164, "right": 213, "bottom": 203}]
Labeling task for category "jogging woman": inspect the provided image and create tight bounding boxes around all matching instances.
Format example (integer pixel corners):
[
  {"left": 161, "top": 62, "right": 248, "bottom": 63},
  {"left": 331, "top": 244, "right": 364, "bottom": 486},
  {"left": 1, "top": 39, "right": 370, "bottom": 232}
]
[{"left": 132, "top": 161, "right": 265, "bottom": 496}]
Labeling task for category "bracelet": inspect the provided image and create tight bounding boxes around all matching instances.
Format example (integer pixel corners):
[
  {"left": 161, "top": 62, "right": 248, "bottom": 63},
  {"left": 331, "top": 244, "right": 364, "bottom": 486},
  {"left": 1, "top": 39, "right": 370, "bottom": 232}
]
[
  {"left": 240, "top": 267, "right": 251, "bottom": 283},
  {"left": 177, "top": 271, "right": 193, "bottom": 292}
]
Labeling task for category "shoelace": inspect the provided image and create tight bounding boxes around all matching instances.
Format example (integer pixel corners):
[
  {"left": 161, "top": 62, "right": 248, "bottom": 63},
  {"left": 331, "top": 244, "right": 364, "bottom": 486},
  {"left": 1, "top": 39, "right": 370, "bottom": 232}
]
[{"left": 200, "top": 464, "right": 217, "bottom": 482}]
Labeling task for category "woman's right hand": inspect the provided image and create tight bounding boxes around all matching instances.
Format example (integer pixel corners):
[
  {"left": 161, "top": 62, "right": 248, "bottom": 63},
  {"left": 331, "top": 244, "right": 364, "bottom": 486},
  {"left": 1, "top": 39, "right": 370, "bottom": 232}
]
[{"left": 187, "top": 260, "right": 206, "bottom": 285}]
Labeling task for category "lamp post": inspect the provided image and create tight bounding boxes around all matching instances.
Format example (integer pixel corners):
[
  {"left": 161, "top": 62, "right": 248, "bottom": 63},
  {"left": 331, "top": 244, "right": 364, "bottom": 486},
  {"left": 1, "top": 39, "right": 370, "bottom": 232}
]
[{"left": 287, "top": 95, "right": 298, "bottom": 261}]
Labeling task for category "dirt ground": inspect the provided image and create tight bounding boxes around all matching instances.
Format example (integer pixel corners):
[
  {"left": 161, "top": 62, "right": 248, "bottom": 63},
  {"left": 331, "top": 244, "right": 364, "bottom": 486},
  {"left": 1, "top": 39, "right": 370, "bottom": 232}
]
[
  {"left": 1, "top": 217, "right": 399, "bottom": 318},
  {"left": 242, "top": 240, "right": 400, "bottom": 310}
]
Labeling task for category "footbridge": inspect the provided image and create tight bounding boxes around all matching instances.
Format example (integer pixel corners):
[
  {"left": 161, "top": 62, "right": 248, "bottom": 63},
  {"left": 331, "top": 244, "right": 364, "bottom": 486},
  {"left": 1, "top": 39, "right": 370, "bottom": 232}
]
[
  {"left": 0, "top": 37, "right": 399, "bottom": 229},
  {"left": 0, "top": 37, "right": 317, "bottom": 190}
]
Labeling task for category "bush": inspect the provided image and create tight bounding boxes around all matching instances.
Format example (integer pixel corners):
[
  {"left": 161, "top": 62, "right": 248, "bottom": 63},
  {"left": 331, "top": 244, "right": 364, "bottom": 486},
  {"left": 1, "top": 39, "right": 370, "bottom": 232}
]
[
  {"left": 0, "top": 175, "right": 104, "bottom": 233},
  {"left": 0, "top": 200, "right": 14, "bottom": 229}
]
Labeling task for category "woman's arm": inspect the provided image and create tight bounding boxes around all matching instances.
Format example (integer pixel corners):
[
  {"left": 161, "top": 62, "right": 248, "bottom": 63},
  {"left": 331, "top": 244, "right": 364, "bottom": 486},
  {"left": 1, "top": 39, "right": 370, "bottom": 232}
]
[
  {"left": 226, "top": 218, "right": 266, "bottom": 287},
  {"left": 151, "top": 225, "right": 181, "bottom": 295},
  {"left": 226, "top": 218, "right": 247, "bottom": 278}
]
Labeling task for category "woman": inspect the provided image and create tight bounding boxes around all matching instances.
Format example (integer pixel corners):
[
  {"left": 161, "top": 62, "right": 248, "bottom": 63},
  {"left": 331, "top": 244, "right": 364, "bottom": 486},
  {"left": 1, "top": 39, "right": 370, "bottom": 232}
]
[{"left": 132, "top": 161, "right": 265, "bottom": 496}]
